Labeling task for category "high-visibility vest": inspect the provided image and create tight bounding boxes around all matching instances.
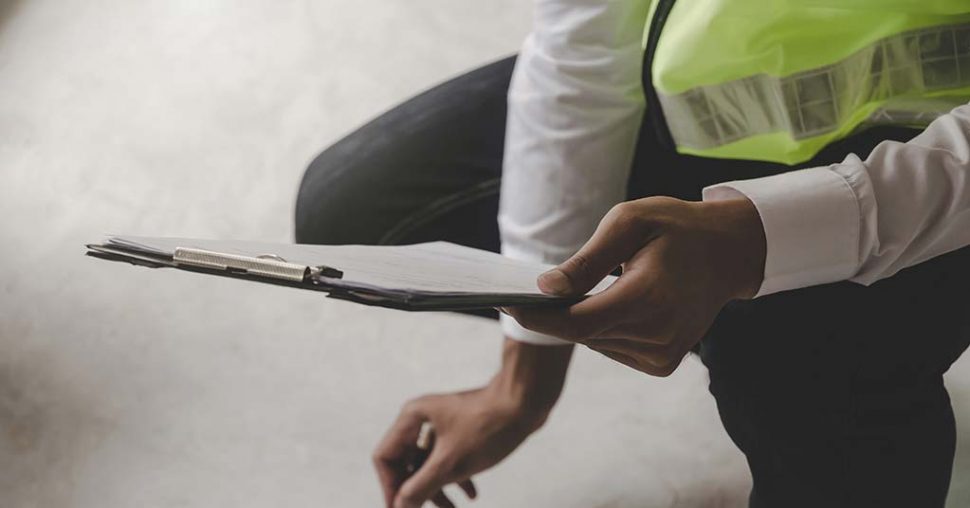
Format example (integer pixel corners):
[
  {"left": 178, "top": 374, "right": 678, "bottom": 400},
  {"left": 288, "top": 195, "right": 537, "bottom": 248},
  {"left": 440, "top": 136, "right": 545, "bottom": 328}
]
[{"left": 647, "top": 0, "right": 970, "bottom": 165}]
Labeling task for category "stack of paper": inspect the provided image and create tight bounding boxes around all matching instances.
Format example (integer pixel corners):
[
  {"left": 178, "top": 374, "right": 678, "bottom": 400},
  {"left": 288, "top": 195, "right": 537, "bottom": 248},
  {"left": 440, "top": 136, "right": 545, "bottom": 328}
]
[{"left": 86, "top": 236, "right": 615, "bottom": 311}]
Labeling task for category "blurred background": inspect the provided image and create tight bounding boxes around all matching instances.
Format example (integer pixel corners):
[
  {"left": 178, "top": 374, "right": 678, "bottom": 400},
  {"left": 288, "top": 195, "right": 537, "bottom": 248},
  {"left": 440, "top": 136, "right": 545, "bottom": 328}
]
[{"left": 0, "top": 0, "right": 968, "bottom": 506}]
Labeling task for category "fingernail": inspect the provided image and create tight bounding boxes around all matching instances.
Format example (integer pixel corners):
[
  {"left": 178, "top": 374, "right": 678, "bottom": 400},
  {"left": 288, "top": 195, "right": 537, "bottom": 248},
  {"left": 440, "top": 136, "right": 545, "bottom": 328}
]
[{"left": 537, "top": 269, "right": 572, "bottom": 296}]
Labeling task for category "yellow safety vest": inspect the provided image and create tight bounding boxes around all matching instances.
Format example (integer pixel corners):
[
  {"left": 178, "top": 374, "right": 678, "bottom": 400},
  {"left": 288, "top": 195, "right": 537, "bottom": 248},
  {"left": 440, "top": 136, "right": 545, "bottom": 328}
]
[{"left": 647, "top": 0, "right": 970, "bottom": 164}]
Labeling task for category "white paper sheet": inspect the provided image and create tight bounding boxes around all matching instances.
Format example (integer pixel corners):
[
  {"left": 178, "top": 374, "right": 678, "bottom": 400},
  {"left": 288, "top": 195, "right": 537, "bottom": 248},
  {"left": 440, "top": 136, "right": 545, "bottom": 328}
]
[{"left": 110, "top": 236, "right": 616, "bottom": 296}]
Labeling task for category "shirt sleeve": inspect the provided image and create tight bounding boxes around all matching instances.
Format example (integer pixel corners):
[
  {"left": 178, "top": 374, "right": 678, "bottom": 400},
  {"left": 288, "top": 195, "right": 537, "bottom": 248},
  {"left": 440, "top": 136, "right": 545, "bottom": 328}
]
[
  {"left": 703, "top": 102, "right": 970, "bottom": 297},
  {"left": 499, "top": 0, "right": 653, "bottom": 345}
]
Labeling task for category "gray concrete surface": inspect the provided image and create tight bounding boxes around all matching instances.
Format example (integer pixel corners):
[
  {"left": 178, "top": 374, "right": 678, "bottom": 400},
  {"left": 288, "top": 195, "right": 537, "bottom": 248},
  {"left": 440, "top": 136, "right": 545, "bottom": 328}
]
[{"left": 0, "top": 0, "right": 967, "bottom": 506}]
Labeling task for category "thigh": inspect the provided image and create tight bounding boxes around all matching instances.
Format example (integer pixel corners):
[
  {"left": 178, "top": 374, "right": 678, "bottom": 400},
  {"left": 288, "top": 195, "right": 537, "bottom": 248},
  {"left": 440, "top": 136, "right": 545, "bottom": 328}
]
[
  {"left": 295, "top": 56, "right": 516, "bottom": 251},
  {"left": 699, "top": 247, "right": 970, "bottom": 507}
]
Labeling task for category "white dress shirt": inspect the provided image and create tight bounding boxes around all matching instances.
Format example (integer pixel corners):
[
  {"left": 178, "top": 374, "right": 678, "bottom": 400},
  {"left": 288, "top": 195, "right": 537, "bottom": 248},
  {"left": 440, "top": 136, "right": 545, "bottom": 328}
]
[{"left": 499, "top": 0, "right": 970, "bottom": 345}]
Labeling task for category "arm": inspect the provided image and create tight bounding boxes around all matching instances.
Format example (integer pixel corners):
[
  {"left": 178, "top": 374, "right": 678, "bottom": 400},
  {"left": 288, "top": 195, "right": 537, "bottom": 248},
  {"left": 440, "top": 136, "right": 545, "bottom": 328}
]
[
  {"left": 704, "top": 102, "right": 970, "bottom": 295},
  {"left": 505, "top": 104, "right": 970, "bottom": 376},
  {"left": 374, "top": 2, "right": 653, "bottom": 505},
  {"left": 373, "top": 338, "right": 572, "bottom": 508},
  {"left": 499, "top": 0, "right": 653, "bottom": 345}
]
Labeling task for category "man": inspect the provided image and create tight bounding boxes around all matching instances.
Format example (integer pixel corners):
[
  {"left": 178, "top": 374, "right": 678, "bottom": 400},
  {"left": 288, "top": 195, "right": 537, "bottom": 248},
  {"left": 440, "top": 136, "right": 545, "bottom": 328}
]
[{"left": 295, "top": 0, "right": 970, "bottom": 506}]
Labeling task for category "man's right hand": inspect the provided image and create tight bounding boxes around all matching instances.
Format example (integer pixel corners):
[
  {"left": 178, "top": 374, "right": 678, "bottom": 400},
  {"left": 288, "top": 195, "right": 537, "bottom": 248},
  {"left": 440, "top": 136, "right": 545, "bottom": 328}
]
[{"left": 373, "top": 338, "right": 573, "bottom": 508}]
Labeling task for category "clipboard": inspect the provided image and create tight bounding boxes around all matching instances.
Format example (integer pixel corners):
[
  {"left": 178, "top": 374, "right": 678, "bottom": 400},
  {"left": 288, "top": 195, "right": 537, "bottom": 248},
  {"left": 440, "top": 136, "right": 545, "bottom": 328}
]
[{"left": 86, "top": 236, "right": 615, "bottom": 311}]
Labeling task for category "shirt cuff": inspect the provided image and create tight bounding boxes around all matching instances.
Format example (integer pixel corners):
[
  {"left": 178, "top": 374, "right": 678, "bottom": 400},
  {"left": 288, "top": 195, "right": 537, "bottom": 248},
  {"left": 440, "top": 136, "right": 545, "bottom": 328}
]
[
  {"left": 500, "top": 314, "right": 572, "bottom": 346},
  {"left": 702, "top": 165, "right": 862, "bottom": 297}
]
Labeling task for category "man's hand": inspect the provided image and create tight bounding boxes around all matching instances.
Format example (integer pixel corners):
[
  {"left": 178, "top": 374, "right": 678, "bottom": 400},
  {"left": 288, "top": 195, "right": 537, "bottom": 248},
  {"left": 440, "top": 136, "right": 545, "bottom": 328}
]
[
  {"left": 505, "top": 196, "right": 766, "bottom": 376},
  {"left": 373, "top": 339, "right": 572, "bottom": 508}
]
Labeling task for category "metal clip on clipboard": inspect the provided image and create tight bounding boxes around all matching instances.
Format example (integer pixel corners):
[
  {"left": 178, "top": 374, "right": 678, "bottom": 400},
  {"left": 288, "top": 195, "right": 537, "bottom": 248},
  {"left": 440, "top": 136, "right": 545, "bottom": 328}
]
[{"left": 173, "top": 247, "right": 343, "bottom": 282}]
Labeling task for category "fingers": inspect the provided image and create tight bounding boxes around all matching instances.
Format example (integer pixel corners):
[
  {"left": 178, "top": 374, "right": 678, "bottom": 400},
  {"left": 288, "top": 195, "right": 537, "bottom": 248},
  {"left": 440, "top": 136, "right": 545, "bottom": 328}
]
[
  {"left": 561, "top": 268, "right": 656, "bottom": 328},
  {"left": 431, "top": 490, "right": 455, "bottom": 508},
  {"left": 373, "top": 401, "right": 427, "bottom": 507},
  {"left": 395, "top": 452, "right": 482, "bottom": 508},
  {"left": 587, "top": 338, "right": 686, "bottom": 377},
  {"left": 458, "top": 479, "right": 477, "bottom": 500},
  {"left": 394, "top": 451, "right": 455, "bottom": 508},
  {"left": 427, "top": 480, "right": 477, "bottom": 508},
  {"left": 376, "top": 395, "right": 480, "bottom": 508},
  {"left": 504, "top": 305, "right": 601, "bottom": 343},
  {"left": 507, "top": 267, "right": 657, "bottom": 342},
  {"left": 538, "top": 202, "right": 651, "bottom": 297},
  {"left": 592, "top": 347, "right": 642, "bottom": 372},
  {"left": 429, "top": 482, "right": 477, "bottom": 508}
]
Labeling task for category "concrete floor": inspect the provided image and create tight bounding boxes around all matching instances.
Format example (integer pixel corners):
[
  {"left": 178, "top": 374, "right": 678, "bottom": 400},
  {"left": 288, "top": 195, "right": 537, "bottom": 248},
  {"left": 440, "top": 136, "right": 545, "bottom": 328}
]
[{"left": 0, "top": 0, "right": 968, "bottom": 506}]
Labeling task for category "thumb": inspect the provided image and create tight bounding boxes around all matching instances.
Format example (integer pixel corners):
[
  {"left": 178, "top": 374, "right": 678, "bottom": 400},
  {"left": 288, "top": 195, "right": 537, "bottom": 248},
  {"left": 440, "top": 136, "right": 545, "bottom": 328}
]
[
  {"left": 394, "top": 450, "right": 452, "bottom": 508},
  {"left": 538, "top": 205, "right": 648, "bottom": 296}
]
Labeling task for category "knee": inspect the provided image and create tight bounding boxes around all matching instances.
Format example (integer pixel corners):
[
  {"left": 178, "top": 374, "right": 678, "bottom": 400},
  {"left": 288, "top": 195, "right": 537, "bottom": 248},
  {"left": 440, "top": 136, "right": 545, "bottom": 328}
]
[
  {"left": 294, "top": 149, "right": 381, "bottom": 246},
  {"left": 294, "top": 154, "right": 333, "bottom": 244}
]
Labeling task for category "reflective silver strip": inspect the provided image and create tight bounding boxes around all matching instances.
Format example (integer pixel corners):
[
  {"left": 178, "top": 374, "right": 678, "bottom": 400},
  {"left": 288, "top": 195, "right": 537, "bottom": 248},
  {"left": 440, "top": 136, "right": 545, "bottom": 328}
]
[{"left": 658, "top": 23, "right": 970, "bottom": 151}]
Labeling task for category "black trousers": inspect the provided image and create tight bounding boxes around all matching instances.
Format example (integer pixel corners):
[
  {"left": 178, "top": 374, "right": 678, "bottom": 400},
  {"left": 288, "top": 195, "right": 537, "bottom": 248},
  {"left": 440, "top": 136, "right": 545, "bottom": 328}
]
[{"left": 295, "top": 56, "right": 970, "bottom": 507}]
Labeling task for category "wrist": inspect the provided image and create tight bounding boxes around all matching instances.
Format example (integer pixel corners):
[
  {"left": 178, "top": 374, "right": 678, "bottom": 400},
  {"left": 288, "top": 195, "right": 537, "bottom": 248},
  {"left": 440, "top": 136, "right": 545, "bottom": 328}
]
[
  {"left": 488, "top": 338, "right": 573, "bottom": 428},
  {"left": 698, "top": 197, "right": 767, "bottom": 300}
]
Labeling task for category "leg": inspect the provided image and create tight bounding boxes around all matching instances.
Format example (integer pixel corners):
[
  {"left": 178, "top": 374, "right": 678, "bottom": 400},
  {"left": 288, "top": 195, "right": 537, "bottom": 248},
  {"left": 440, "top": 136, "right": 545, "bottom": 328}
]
[
  {"left": 295, "top": 56, "right": 516, "bottom": 250},
  {"left": 699, "top": 246, "right": 970, "bottom": 507}
]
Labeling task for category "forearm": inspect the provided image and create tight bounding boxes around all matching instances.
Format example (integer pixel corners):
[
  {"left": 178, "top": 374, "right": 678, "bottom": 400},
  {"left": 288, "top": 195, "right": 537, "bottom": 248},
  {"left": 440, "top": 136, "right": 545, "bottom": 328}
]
[
  {"left": 489, "top": 338, "right": 573, "bottom": 428},
  {"left": 846, "top": 103, "right": 970, "bottom": 285},
  {"left": 705, "top": 102, "right": 970, "bottom": 295}
]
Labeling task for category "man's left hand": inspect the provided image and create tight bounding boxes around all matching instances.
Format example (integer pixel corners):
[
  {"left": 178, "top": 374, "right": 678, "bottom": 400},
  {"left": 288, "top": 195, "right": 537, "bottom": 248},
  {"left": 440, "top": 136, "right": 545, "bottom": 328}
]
[{"left": 504, "top": 196, "right": 766, "bottom": 376}]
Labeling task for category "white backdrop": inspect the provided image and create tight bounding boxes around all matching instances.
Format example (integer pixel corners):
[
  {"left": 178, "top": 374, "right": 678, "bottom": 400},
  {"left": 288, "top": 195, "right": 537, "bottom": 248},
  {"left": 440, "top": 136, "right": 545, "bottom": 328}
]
[{"left": 0, "top": 0, "right": 967, "bottom": 506}]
